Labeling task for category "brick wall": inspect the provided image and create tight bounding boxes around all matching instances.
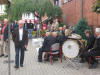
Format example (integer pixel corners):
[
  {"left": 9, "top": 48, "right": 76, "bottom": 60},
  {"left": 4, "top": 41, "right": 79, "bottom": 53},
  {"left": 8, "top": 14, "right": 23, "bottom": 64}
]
[{"left": 61, "top": 0, "right": 100, "bottom": 28}]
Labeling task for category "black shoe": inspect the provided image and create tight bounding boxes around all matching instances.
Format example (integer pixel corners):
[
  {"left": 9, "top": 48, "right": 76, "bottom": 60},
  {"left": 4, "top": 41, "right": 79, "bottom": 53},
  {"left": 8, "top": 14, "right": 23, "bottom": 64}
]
[
  {"left": 20, "top": 65, "right": 23, "bottom": 67},
  {"left": 25, "top": 49, "right": 28, "bottom": 51},
  {"left": 14, "top": 66, "right": 19, "bottom": 69},
  {"left": 79, "top": 59, "right": 85, "bottom": 63},
  {"left": 0, "top": 54, "right": 4, "bottom": 57},
  {"left": 38, "top": 59, "right": 42, "bottom": 62},
  {"left": 45, "top": 59, "right": 50, "bottom": 62},
  {"left": 5, "top": 55, "right": 8, "bottom": 58},
  {"left": 89, "top": 63, "right": 97, "bottom": 69}
]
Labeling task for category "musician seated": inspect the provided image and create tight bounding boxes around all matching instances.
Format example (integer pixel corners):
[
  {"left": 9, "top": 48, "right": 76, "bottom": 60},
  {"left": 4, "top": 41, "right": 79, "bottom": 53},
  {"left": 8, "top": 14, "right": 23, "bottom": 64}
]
[
  {"left": 58, "top": 27, "right": 64, "bottom": 36},
  {"left": 57, "top": 29, "right": 70, "bottom": 46},
  {"left": 38, "top": 32, "right": 58, "bottom": 62},
  {"left": 84, "top": 28, "right": 100, "bottom": 69},
  {"left": 80, "top": 30, "right": 95, "bottom": 63},
  {"left": 85, "top": 30, "right": 96, "bottom": 51}
]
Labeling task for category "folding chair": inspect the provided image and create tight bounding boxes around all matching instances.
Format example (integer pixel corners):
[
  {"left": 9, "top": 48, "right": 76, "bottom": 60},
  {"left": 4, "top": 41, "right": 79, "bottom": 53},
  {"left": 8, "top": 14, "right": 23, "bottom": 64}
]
[
  {"left": 44, "top": 43, "right": 62, "bottom": 65},
  {"left": 88, "top": 56, "right": 100, "bottom": 68}
]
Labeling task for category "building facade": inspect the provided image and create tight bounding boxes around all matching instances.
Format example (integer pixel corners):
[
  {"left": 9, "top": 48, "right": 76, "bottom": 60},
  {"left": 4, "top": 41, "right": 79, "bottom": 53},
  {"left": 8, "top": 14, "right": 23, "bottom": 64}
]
[
  {"left": 61, "top": 0, "right": 100, "bottom": 28},
  {"left": 51, "top": 0, "right": 62, "bottom": 7},
  {"left": 0, "top": 5, "right": 6, "bottom": 15}
]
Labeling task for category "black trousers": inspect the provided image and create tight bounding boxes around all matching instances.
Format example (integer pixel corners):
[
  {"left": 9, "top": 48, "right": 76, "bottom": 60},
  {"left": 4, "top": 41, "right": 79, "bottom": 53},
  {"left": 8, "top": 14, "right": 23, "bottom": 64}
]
[
  {"left": 15, "top": 41, "right": 25, "bottom": 67},
  {"left": 15, "top": 47, "right": 24, "bottom": 67},
  {"left": 84, "top": 49, "right": 100, "bottom": 64}
]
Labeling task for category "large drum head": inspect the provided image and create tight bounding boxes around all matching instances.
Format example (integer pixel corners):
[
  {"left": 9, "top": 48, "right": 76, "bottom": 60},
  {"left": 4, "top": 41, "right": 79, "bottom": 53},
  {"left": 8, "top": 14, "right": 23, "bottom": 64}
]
[{"left": 62, "top": 40, "right": 79, "bottom": 58}]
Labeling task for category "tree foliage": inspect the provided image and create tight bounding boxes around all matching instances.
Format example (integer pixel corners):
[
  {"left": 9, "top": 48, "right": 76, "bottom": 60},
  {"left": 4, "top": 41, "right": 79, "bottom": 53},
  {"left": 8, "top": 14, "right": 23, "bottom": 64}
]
[
  {"left": 92, "top": 0, "right": 100, "bottom": 13},
  {"left": 52, "top": 6, "right": 62, "bottom": 18},
  {"left": 0, "top": 14, "right": 8, "bottom": 21},
  {"left": 74, "top": 18, "right": 91, "bottom": 39},
  {"left": 6, "top": 0, "right": 62, "bottom": 21}
]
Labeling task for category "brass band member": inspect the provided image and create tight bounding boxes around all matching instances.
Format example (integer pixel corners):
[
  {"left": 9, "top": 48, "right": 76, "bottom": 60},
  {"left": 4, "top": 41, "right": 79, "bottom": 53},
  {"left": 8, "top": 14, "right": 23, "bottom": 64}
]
[
  {"left": 38, "top": 32, "right": 58, "bottom": 62},
  {"left": 80, "top": 30, "right": 95, "bottom": 63},
  {"left": 84, "top": 28, "right": 100, "bottom": 69},
  {"left": 57, "top": 29, "right": 70, "bottom": 46}
]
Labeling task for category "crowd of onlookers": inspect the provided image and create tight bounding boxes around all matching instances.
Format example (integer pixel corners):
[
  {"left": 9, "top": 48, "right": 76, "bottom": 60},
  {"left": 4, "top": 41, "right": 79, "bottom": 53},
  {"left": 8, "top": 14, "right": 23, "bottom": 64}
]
[
  {"left": 9, "top": 18, "right": 62, "bottom": 38},
  {"left": 0, "top": 18, "right": 65, "bottom": 57}
]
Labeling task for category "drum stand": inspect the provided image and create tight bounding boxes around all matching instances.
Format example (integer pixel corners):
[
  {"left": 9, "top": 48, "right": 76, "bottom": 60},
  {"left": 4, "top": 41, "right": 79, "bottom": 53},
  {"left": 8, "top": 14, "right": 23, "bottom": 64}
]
[{"left": 63, "top": 57, "right": 80, "bottom": 70}]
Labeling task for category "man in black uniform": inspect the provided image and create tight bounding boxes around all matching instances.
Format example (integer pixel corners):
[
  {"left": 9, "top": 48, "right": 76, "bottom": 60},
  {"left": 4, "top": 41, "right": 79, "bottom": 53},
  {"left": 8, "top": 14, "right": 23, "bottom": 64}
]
[
  {"left": 80, "top": 30, "right": 95, "bottom": 63},
  {"left": 38, "top": 32, "right": 58, "bottom": 62},
  {"left": 85, "top": 30, "right": 95, "bottom": 51},
  {"left": 84, "top": 28, "right": 100, "bottom": 69},
  {"left": 57, "top": 27, "right": 68, "bottom": 46}
]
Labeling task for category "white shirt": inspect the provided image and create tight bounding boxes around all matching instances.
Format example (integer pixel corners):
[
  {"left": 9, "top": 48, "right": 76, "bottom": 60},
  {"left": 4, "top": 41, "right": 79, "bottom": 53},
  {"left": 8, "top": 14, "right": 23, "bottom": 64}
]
[
  {"left": 37, "top": 24, "right": 40, "bottom": 29},
  {"left": 19, "top": 28, "right": 23, "bottom": 41},
  {"left": 0, "top": 27, "right": 1, "bottom": 31}
]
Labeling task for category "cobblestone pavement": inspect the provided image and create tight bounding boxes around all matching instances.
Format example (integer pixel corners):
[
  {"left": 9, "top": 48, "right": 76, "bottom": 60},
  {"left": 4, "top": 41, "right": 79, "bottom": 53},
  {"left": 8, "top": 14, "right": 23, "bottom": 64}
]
[{"left": 0, "top": 39, "right": 100, "bottom": 75}]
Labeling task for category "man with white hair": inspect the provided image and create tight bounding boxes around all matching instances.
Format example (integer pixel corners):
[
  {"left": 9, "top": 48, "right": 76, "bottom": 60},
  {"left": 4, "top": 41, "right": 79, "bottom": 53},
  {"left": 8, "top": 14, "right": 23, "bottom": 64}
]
[
  {"left": 38, "top": 32, "right": 58, "bottom": 62},
  {"left": 84, "top": 28, "right": 100, "bottom": 69},
  {"left": 12, "top": 20, "right": 28, "bottom": 69},
  {"left": 0, "top": 19, "right": 8, "bottom": 57},
  {"left": 45, "top": 31, "right": 50, "bottom": 37}
]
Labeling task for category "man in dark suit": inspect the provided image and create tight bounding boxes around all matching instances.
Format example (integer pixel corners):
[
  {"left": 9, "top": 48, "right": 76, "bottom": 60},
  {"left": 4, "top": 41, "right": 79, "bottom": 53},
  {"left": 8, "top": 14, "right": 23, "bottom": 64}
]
[
  {"left": 84, "top": 28, "right": 100, "bottom": 69},
  {"left": 12, "top": 20, "right": 28, "bottom": 69},
  {"left": 38, "top": 32, "right": 58, "bottom": 62}
]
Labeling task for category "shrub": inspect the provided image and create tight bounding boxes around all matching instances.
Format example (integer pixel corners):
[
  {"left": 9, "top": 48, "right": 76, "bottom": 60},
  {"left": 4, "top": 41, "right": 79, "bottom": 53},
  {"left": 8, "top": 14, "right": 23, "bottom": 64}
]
[{"left": 74, "top": 18, "right": 92, "bottom": 39}]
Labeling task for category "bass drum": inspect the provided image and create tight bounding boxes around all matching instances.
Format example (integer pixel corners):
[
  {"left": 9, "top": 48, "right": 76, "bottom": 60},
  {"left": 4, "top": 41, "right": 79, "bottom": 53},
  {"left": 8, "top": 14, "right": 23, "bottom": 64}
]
[{"left": 62, "top": 39, "right": 80, "bottom": 58}]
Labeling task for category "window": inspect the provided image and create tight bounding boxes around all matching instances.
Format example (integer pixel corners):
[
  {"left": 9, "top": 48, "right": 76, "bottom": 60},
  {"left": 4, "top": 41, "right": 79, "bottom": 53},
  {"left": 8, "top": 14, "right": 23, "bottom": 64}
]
[
  {"left": 64, "top": 0, "right": 72, "bottom": 3},
  {"left": 64, "top": 0, "right": 68, "bottom": 3},
  {"left": 54, "top": 0, "right": 59, "bottom": 6}
]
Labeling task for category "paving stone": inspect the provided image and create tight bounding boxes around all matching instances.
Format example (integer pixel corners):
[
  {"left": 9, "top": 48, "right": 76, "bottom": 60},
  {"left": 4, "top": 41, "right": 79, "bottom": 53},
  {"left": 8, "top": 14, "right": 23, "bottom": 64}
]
[{"left": 0, "top": 39, "right": 100, "bottom": 75}]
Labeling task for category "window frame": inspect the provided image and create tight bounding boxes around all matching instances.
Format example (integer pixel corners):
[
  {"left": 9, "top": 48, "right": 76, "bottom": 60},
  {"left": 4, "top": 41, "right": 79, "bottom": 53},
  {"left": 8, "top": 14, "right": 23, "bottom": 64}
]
[
  {"left": 64, "top": 0, "right": 68, "bottom": 3},
  {"left": 63, "top": 0, "right": 72, "bottom": 4}
]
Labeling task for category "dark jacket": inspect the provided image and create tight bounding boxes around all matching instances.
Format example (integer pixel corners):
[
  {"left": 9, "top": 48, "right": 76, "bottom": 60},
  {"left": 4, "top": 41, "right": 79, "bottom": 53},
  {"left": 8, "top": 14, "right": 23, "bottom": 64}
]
[
  {"left": 4, "top": 25, "right": 8, "bottom": 41},
  {"left": 93, "top": 37, "right": 100, "bottom": 51},
  {"left": 24, "top": 23, "right": 28, "bottom": 29},
  {"left": 85, "top": 34, "right": 95, "bottom": 50},
  {"left": 42, "top": 35, "right": 58, "bottom": 52},
  {"left": 57, "top": 35, "right": 68, "bottom": 46},
  {"left": 12, "top": 28, "right": 28, "bottom": 48},
  {"left": 27, "top": 23, "right": 34, "bottom": 29}
]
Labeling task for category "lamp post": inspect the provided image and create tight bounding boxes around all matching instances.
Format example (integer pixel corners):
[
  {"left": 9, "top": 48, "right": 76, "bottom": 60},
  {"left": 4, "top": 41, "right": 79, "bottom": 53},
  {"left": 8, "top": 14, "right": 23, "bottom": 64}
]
[
  {"left": 8, "top": 0, "right": 11, "bottom": 75},
  {"left": 81, "top": 0, "right": 83, "bottom": 18}
]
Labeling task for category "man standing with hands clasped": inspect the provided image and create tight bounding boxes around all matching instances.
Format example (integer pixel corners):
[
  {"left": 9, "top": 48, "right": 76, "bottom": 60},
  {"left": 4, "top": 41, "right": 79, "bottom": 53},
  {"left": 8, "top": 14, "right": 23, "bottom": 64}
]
[
  {"left": 0, "top": 19, "right": 9, "bottom": 57},
  {"left": 12, "top": 20, "right": 28, "bottom": 69}
]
